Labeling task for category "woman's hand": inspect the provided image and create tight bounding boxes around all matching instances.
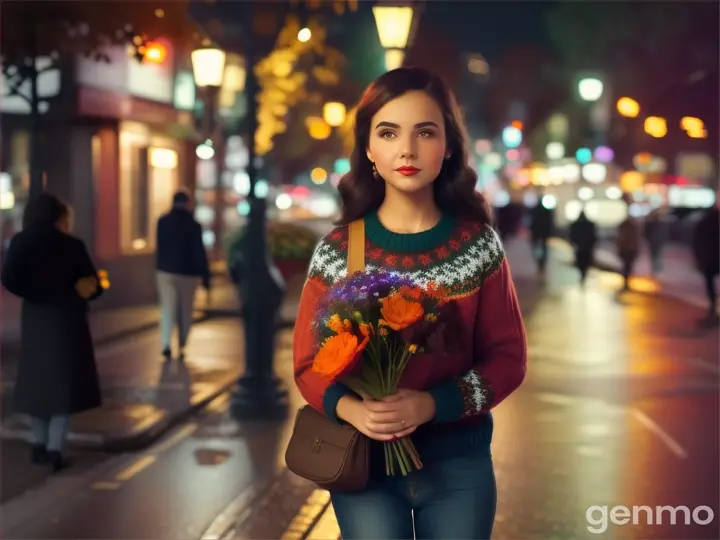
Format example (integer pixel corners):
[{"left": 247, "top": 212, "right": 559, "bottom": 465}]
[
  {"left": 336, "top": 390, "right": 436, "bottom": 441},
  {"left": 75, "top": 276, "right": 98, "bottom": 299}
]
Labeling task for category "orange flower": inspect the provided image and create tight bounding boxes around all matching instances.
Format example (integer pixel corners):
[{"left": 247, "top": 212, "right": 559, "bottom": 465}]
[
  {"left": 312, "top": 332, "right": 369, "bottom": 380},
  {"left": 379, "top": 292, "right": 424, "bottom": 331},
  {"left": 359, "top": 323, "right": 373, "bottom": 337}
]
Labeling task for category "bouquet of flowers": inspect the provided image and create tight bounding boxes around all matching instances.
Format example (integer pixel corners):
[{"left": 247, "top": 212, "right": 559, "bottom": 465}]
[{"left": 310, "top": 270, "right": 451, "bottom": 477}]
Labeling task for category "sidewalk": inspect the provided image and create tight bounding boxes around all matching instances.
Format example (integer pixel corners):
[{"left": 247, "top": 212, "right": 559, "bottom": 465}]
[
  {"left": 0, "top": 274, "right": 304, "bottom": 452},
  {"left": 552, "top": 237, "right": 713, "bottom": 310}
]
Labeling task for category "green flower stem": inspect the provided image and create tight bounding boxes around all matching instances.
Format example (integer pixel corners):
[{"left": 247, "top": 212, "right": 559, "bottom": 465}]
[
  {"left": 401, "top": 437, "right": 423, "bottom": 470},
  {"left": 395, "top": 440, "right": 413, "bottom": 474},
  {"left": 390, "top": 441, "right": 408, "bottom": 476}
]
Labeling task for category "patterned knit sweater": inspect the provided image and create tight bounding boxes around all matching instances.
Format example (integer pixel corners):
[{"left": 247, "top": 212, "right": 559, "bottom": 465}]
[{"left": 293, "top": 211, "right": 527, "bottom": 435}]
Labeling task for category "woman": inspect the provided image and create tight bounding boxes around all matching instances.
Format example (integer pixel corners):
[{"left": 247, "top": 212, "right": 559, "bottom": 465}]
[
  {"left": 293, "top": 67, "right": 527, "bottom": 539},
  {"left": 1, "top": 193, "right": 103, "bottom": 471}
]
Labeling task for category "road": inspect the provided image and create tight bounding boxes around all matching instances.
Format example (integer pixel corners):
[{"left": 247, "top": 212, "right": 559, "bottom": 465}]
[{"left": 1, "top": 239, "right": 717, "bottom": 540}]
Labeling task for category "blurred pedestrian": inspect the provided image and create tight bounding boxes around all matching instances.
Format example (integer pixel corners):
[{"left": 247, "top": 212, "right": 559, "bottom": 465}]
[
  {"left": 155, "top": 188, "right": 210, "bottom": 359},
  {"left": 292, "top": 67, "right": 526, "bottom": 539},
  {"left": 529, "top": 200, "right": 554, "bottom": 276},
  {"left": 691, "top": 203, "right": 719, "bottom": 323},
  {"left": 644, "top": 209, "right": 668, "bottom": 275},
  {"left": 569, "top": 209, "right": 598, "bottom": 285},
  {"left": 1, "top": 193, "right": 104, "bottom": 472},
  {"left": 616, "top": 215, "right": 641, "bottom": 291}
]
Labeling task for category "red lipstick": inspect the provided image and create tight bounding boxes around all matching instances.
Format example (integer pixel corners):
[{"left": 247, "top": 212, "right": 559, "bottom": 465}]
[{"left": 395, "top": 166, "right": 421, "bottom": 176}]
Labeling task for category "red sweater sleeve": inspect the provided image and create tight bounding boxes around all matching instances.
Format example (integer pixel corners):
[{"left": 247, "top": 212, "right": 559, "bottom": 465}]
[
  {"left": 428, "top": 252, "right": 527, "bottom": 422},
  {"left": 293, "top": 275, "right": 353, "bottom": 422}
]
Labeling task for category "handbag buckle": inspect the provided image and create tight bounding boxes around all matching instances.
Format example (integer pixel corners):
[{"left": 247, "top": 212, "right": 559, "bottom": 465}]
[{"left": 311, "top": 437, "right": 322, "bottom": 453}]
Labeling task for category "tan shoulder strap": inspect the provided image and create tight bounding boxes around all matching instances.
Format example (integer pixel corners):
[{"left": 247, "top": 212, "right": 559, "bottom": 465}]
[{"left": 347, "top": 219, "right": 366, "bottom": 274}]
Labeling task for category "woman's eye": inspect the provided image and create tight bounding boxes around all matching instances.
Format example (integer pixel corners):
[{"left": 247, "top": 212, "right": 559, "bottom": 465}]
[
  {"left": 418, "top": 130, "right": 434, "bottom": 138},
  {"left": 379, "top": 131, "right": 396, "bottom": 139}
]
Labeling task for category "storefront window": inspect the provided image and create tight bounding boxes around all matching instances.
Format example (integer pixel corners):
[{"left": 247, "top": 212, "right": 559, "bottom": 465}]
[{"left": 119, "top": 122, "right": 179, "bottom": 254}]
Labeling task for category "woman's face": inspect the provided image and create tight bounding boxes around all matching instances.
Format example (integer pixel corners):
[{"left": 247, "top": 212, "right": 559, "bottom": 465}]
[{"left": 366, "top": 90, "right": 450, "bottom": 196}]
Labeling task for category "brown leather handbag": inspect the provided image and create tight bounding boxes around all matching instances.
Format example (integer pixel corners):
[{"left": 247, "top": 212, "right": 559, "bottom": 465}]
[{"left": 284, "top": 218, "right": 370, "bottom": 492}]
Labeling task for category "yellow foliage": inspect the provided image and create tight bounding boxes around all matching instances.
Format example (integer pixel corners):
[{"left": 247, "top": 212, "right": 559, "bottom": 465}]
[
  {"left": 338, "top": 104, "right": 357, "bottom": 156},
  {"left": 254, "top": 1, "right": 353, "bottom": 156}
]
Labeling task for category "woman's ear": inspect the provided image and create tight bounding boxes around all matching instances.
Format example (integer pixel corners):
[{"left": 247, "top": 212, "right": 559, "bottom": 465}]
[{"left": 366, "top": 149, "right": 373, "bottom": 163}]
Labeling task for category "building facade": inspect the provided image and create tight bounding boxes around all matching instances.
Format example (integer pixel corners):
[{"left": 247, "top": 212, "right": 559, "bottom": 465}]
[{"left": 1, "top": 41, "right": 203, "bottom": 308}]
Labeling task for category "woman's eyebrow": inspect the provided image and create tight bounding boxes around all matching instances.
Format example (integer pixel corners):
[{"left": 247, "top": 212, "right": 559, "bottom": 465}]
[{"left": 374, "top": 121, "right": 439, "bottom": 129}]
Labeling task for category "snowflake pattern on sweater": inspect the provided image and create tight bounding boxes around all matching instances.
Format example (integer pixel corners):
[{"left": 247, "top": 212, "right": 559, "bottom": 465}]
[{"left": 307, "top": 220, "right": 504, "bottom": 299}]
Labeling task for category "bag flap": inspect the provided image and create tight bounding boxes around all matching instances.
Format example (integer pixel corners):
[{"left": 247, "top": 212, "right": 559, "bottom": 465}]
[{"left": 292, "top": 405, "right": 358, "bottom": 449}]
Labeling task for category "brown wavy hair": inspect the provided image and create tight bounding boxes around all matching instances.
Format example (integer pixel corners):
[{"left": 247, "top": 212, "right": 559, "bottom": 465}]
[{"left": 336, "top": 66, "right": 493, "bottom": 226}]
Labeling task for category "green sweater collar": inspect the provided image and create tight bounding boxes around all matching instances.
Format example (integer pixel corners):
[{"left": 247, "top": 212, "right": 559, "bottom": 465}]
[{"left": 364, "top": 211, "right": 457, "bottom": 253}]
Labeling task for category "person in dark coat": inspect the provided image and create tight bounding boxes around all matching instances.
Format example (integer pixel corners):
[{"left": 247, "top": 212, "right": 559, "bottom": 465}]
[
  {"left": 529, "top": 201, "right": 554, "bottom": 275},
  {"left": 691, "top": 204, "right": 719, "bottom": 322},
  {"left": 644, "top": 209, "right": 668, "bottom": 274},
  {"left": 569, "top": 210, "right": 598, "bottom": 285},
  {"left": 1, "top": 193, "right": 104, "bottom": 471}
]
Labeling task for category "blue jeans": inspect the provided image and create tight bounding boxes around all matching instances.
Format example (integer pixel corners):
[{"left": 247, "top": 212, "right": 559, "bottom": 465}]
[
  {"left": 330, "top": 449, "right": 497, "bottom": 539},
  {"left": 30, "top": 415, "right": 70, "bottom": 451}
]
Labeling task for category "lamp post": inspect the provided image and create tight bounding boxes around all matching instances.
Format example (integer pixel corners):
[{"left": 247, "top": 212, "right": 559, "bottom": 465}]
[
  {"left": 227, "top": 18, "right": 289, "bottom": 421},
  {"left": 574, "top": 73, "right": 609, "bottom": 151},
  {"left": 191, "top": 46, "right": 227, "bottom": 261},
  {"left": 372, "top": 3, "right": 414, "bottom": 71}
]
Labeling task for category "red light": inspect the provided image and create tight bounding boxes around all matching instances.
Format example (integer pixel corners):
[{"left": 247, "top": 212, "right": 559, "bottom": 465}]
[{"left": 144, "top": 41, "right": 167, "bottom": 64}]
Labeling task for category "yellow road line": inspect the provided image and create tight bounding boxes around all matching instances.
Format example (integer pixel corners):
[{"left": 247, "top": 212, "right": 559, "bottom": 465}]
[
  {"left": 306, "top": 504, "right": 340, "bottom": 540},
  {"left": 115, "top": 455, "right": 157, "bottom": 481},
  {"left": 154, "top": 423, "right": 198, "bottom": 454},
  {"left": 281, "top": 489, "right": 331, "bottom": 540}
]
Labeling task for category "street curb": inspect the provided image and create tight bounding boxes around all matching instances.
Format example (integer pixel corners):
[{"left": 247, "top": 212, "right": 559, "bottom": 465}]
[
  {"left": 0, "top": 372, "right": 238, "bottom": 453},
  {"left": 98, "top": 375, "right": 237, "bottom": 453}
]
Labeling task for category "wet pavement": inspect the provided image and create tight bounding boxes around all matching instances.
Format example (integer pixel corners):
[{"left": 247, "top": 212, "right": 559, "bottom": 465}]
[
  {"left": 0, "top": 238, "right": 717, "bottom": 539},
  {"left": 1, "top": 318, "right": 246, "bottom": 451}
]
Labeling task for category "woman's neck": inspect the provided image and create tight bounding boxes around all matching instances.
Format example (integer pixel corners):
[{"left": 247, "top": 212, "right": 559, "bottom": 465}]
[{"left": 376, "top": 187, "right": 441, "bottom": 234}]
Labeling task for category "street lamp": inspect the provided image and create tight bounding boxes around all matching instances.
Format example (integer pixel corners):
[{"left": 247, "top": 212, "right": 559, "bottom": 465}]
[
  {"left": 373, "top": 3, "right": 414, "bottom": 71},
  {"left": 192, "top": 46, "right": 227, "bottom": 261},
  {"left": 191, "top": 47, "right": 226, "bottom": 87},
  {"left": 577, "top": 77, "right": 604, "bottom": 102}
]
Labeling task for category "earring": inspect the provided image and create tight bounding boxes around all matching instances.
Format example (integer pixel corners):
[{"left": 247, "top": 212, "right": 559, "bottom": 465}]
[{"left": 372, "top": 162, "right": 379, "bottom": 179}]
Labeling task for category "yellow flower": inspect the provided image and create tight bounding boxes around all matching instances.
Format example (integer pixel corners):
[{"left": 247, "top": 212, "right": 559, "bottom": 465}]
[
  {"left": 408, "top": 344, "right": 418, "bottom": 354},
  {"left": 327, "top": 314, "right": 351, "bottom": 333}
]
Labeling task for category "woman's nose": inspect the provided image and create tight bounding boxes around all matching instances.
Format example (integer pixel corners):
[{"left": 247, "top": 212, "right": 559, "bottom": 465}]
[{"left": 399, "top": 136, "right": 417, "bottom": 159}]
